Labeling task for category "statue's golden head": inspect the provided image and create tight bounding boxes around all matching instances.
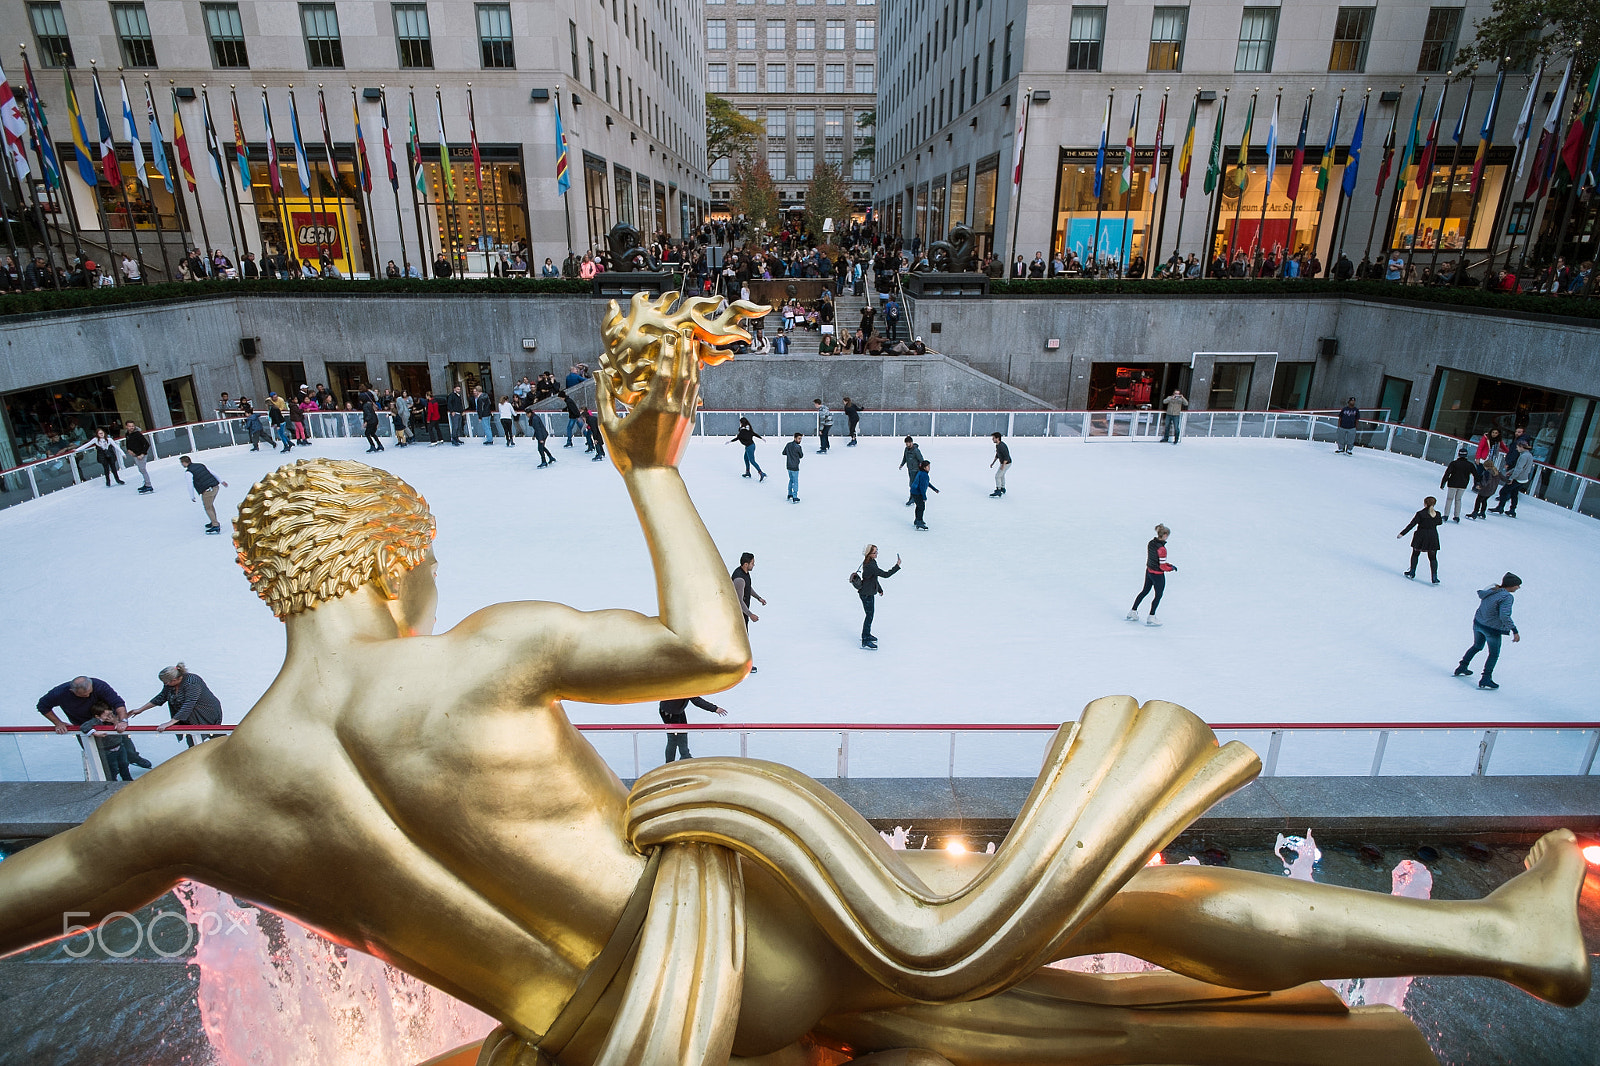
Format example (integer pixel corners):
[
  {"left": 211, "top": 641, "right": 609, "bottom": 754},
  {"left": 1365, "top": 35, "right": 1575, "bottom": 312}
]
[
  {"left": 234, "top": 459, "right": 436, "bottom": 620},
  {"left": 599, "top": 291, "right": 770, "bottom": 403}
]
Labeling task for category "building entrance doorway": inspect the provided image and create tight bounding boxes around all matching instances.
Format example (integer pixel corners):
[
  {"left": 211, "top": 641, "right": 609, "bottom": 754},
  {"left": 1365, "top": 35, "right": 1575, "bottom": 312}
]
[
  {"left": 1087, "top": 363, "right": 1188, "bottom": 411},
  {"left": 388, "top": 363, "right": 433, "bottom": 398},
  {"left": 262, "top": 362, "right": 308, "bottom": 402}
]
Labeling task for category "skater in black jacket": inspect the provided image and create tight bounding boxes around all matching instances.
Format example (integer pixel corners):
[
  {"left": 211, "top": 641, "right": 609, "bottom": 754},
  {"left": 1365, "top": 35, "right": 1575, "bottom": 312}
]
[
  {"left": 729, "top": 417, "right": 766, "bottom": 479},
  {"left": 1127, "top": 524, "right": 1176, "bottom": 626},
  {"left": 898, "top": 437, "right": 924, "bottom": 505},
  {"left": 1398, "top": 496, "right": 1445, "bottom": 583},
  {"left": 1439, "top": 448, "right": 1475, "bottom": 522},
  {"left": 853, "top": 544, "right": 902, "bottom": 649},
  {"left": 659, "top": 696, "right": 728, "bottom": 761}
]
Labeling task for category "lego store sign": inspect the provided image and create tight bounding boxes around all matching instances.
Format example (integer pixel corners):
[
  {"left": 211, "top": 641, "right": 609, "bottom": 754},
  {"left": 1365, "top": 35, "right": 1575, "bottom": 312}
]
[{"left": 291, "top": 211, "right": 343, "bottom": 260}]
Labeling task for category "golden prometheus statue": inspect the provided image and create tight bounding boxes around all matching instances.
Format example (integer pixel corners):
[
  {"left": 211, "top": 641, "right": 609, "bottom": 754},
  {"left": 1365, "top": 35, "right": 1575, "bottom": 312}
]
[{"left": 0, "top": 290, "right": 1588, "bottom": 1066}]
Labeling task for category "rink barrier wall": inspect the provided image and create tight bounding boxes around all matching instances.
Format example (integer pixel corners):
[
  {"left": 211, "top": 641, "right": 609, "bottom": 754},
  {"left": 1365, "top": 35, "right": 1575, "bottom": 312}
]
[
  {"left": 3, "top": 408, "right": 1598, "bottom": 523},
  {"left": 4, "top": 720, "right": 1599, "bottom": 784}
]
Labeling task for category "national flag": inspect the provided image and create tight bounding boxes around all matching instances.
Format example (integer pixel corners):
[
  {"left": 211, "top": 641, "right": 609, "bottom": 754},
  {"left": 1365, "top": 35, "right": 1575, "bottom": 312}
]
[
  {"left": 1374, "top": 97, "right": 1398, "bottom": 196},
  {"left": 1470, "top": 69, "right": 1505, "bottom": 195},
  {"left": 200, "top": 90, "right": 227, "bottom": 190},
  {"left": 1287, "top": 94, "right": 1311, "bottom": 201},
  {"left": 144, "top": 82, "right": 173, "bottom": 193},
  {"left": 1149, "top": 93, "right": 1167, "bottom": 196},
  {"left": 1512, "top": 61, "right": 1544, "bottom": 189},
  {"left": 64, "top": 69, "right": 97, "bottom": 186},
  {"left": 352, "top": 93, "right": 372, "bottom": 194},
  {"left": 1525, "top": 58, "right": 1573, "bottom": 199},
  {"left": 434, "top": 92, "right": 455, "bottom": 201},
  {"left": 468, "top": 89, "right": 483, "bottom": 181},
  {"left": 379, "top": 89, "right": 400, "bottom": 191},
  {"left": 1093, "top": 92, "right": 1111, "bottom": 199},
  {"left": 118, "top": 77, "right": 146, "bottom": 188},
  {"left": 21, "top": 56, "right": 61, "bottom": 190},
  {"left": 261, "top": 91, "right": 282, "bottom": 195},
  {"left": 1012, "top": 89, "right": 1030, "bottom": 190},
  {"left": 1340, "top": 95, "right": 1367, "bottom": 199},
  {"left": 1263, "top": 95, "right": 1280, "bottom": 191},
  {"left": 288, "top": 92, "right": 311, "bottom": 195},
  {"left": 231, "top": 92, "right": 251, "bottom": 189},
  {"left": 1316, "top": 93, "right": 1342, "bottom": 193},
  {"left": 1231, "top": 94, "right": 1256, "bottom": 192},
  {"left": 1414, "top": 83, "right": 1447, "bottom": 189},
  {"left": 1203, "top": 95, "right": 1227, "bottom": 195},
  {"left": 1395, "top": 87, "right": 1424, "bottom": 194},
  {"left": 172, "top": 89, "right": 196, "bottom": 191},
  {"left": 407, "top": 93, "right": 426, "bottom": 196},
  {"left": 90, "top": 70, "right": 119, "bottom": 189},
  {"left": 318, "top": 89, "right": 341, "bottom": 187},
  {"left": 1558, "top": 61, "right": 1599, "bottom": 180},
  {"left": 1119, "top": 94, "right": 1140, "bottom": 195},
  {"left": 1176, "top": 93, "right": 1198, "bottom": 198},
  {"left": 553, "top": 95, "right": 569, "bottom": 194},
  {"left": 0, "top": 59, "right": 32, "bottom": 184}
]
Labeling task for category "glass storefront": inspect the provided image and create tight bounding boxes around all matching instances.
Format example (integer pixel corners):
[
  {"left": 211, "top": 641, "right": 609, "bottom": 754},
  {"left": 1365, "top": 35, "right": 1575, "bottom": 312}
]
[
  {"left": 1212, "top": 153, "right": 1339, "bottom": 263},
  {"left": 584, "top": 153, "right": 610, "bottom": 255},
  {"left": 1052, "top": 148, "right": 1171, "bottom": 270},
  {"left": 1208, "top": 362, "right": 1254, "bottom": 411},
  {"left": 388, "top": 363, "right": 433, "bottom": 398},
  {"left": 614, "top": 165, "right": 634, "bottom": 226},
  {"left": 928, "top": 177, "right": 946, "bottom": 246},
  {"left": 1388, "top": 149, "right": 1511, "bottom": 251},
  {"left": 2, "top": 368, "right": 148, "bottom": 470},
  {"left": 419, "top": 146, "right": 530, "bottom": 275},
  {"left": 245, "top": 150, "right": 372, "bottom": 277},
  {"left": 973, "top": 155, "right": 999, "bottom": 259},
  {"left": 1086, "top": 363, "right": 1188, "bottom": 411},
  {"left": 1269, "top": 363, "right": 1314, "bottom": 410},
  {"left": 97, "top": 151, "right": 188, "bottom": 235},
  {"left": 262, "top": 361, "right": 308, "bottom": 401},
  {"left": 1426, "top": 367, "right": 1591, "bottom": 469},
  {"left": 949, "top": 166, "right": 970, "bottom": 228}
]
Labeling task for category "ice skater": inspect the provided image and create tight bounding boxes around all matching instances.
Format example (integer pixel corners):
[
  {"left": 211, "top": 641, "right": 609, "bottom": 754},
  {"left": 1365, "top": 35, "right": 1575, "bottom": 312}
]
[
  {"left": 852, "top": 544, "right": 902, "bottom": 649},
  {"left": 586, "top": 409, "right": 606, "bottom": 461},
  {"left": 1127, "top": 524, "right": 1176, "bottom": 627},
  {"left": 1398, "top": 496, "right": 1445, "bottom": 583},
  {"left": 1453, "top": 573, "right": 1522, "bottom": 691},
  {"left": 658, "top": 696, "right": 729, "bottom": 762},
  {"left": 528, "top": 412, "right": 557, "bottom": 466},
  {"left": 122, "top": 421, "right": 154, "bottom": 493},
  {"left": 362, "top": 393, "right": 385, "bottom": 453},
  {"left": 729, "top": 417, "right": 766, "bottom": 480},
  {"left": 498, "top": 396, "right": 516, "bottom": 446},
  {"left": 843, "top": 396, "right": 862, "bottom": 445},
  {"left": 1490, "top": 439, "right": 1536, "bottom": 517},
  {"left": 990, "top": 432, "right": 1012, "bottom": 497},
  {"left": 1468, "top": 460, "right": 1501, "bottom": 520},
  {"left": 911, "top": 460, "right": 939, "bottom": 530},
  {"left": 129, "top": 663, "right": 224, "bottom": 746},
  {"left": 179, "top": 456, "right": 229, "bottom": 535},
  {"left": 899, "top": 436, "right": 925, "bottom": 505},
  {"left": 1440, "top": 447, "right": 1475, "bottom": 522},
  {"left": 782, "top": 433, "right": 805, "bottom": 501},
  {"left": 814, "top": 399, "right": 833, "bottom": 452},
  {"left": 1335, "top": 399, "right": 1361, "bottom": 454},
  {"left": 73, "top": 428, "right": 125, "bottom": 486},
  {"left": 730, "top": 552, "right": 767, "bottom": 673}
]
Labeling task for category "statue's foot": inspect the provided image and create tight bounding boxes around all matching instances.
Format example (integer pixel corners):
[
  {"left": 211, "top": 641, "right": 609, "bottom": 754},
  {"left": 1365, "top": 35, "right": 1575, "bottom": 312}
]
[{"left": 1489, "top": 829, "right": 1591, "bottom": 1006}]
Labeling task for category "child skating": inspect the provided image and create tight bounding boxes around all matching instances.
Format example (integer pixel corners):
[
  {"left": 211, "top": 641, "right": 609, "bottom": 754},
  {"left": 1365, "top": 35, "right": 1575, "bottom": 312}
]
[{"left": 1127, "top": 524, "right": 1176, "bottom": 626}]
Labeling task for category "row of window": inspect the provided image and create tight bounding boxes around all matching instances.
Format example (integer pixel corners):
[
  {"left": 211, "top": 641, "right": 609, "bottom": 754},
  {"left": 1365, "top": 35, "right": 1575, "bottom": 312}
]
[
  {"left": 710, "top": 62, "right": 874, "bottom": 94},
  {"left": 710, "top": 150, "right": 871, "bottom": 182},
  {"left": 27, "top": 0, "right": 519, "bottom": 71},
  {"left": 708, "top": 0, "right": 874, "bottom": 5},
  {"left": 1064, "top": 4, "right": 1463, "bottom": 76},
  {"left": 707, "top": 18, "right": 874, "bottom": 52},
  {"left": 763, "top": 107, "right": 870, "bottom": 139}
]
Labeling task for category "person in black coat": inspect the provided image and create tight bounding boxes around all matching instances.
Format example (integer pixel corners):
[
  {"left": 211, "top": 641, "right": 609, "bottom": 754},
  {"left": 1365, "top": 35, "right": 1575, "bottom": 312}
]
[
  {"left": 122, "top": 420, "right": 153, "bottom": 492},
  {"left": 446, "top": 387, "right": 467, "bottom": 445},
  {"left": 585, "top": 408, "right": 605, "bottom": 460},
  {"left": 852, "top": 544, "right": 902, "bottom": 649},
  {"left": 1439, "top": 447, "right": 1476, "bottom": 523},
  {"left": 362, "top": 394, "right": 384, "bottom": 453},
  {"left": 658, "top": 696, "right": 728, "bottom": 762},
  {"left": 1398, "top": 496, "right": 1446, "bottom": 583}
]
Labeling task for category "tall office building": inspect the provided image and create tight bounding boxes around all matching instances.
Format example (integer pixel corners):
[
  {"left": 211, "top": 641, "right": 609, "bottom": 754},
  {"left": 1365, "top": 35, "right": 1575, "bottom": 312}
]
[
  {"left": 874, "top": 0, "right": 1531, "bottom": 273},
  {"left": 3, "top": 0, "right": 708, "bottom": 276},
  {"left": 703, "top": 0, "right": 878, "bottom": 221}
]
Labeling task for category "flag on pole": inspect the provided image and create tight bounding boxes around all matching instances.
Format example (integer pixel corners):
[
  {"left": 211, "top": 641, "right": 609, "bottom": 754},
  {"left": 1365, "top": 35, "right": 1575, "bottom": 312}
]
[
  {"left": 1340, "top": 95, "right": 1367, "bottom": 198},
  {"left": 288, "top": 91, "right": 311, "bottom": 194},
  {"left": 200, "top": 90, "right": 227, "bottom": 190},
  {"left": 1093, "top": 92, "right": 1111, "bottom": 199},
  {"left": 318, "top": 89, "right": 341, "bottom": 186},
  {"left": 407, "top": 93, "right": 426, "bottom": 196},
  {"left": 1512, "top": 61, "right": 1544, "bottom": 187},
  {"left": 0, "top": 60, "right": 32, "bottom": 184},
  {"left": 554, "top": 95, "right": 570, "bottom": 194},
  {"left": 1374, "top": 95, "right": 1398, "bottom": 195},
  {"left": 118, "top": 76, "right": 146, "bottom": 188},
  {"left": 1395, "top": 86, "right": 1424, "bottom": 193},
  {"left": 172, "top": 89, "right": 195, "bottom": 191},
  {"left": 21, "top": 56, "right": 61, "bottom": 190},
  {"left": 1231, "top": 93, "right": 1256, "bottom": 192},
  {"left": 1011, "top": 89, "right": 1030, "bottom": 190},
  {"left": 1177, "top": 92, "right": 1198, "bottom": 198},
  {"left": 352, "top": 94, "right": 372, "bottom": 194},
  {"left": 1287, "top": 94, "right": 1311, "bottom": 201},
  {"left": 261, "top": 91, "right": 282, "bottom": 195},
  {"left": 64, "top": 69, "right": 97, "bottom": 186},
  {"left": 1119, "top": 93, "right": 1140, "bottom": 195},
  {"left": 1149, "top": 93, "right": 1167, "bottom": 195},
  {"left": 379, "top": 89, "right": 400, "bottom": 191},
  {"left": 434, "top": 92, "right": 455, "bottom": 200},
  {"left": 467, "top": 90, "right": 483, "bottom": 182},
  {"left": 1316, "top": 93, "right": 1342, "bottom": 193},
  {"left": 1524, "top": 58, "right": 1571, "bottom": 199},
  {"left": 1263, "top": 95, "right": 1280, "bottom": 191},
  {"left": 1558, "top": 61, "right": 1599, "bottom": 179},
  {"left": 144, "top": 82, "right": 173, "bottom": 193},
  {"left": 1413, "top": 83, "right": 1446, "bottom": 189},
  {"left": 231, "top": 93, "right": 251, "bottom": 189},
  {"left": 90, "top": 70, "right": 119, "bottom": 189},
  {"left": 1470, "top": 69, "right": 1505, "bottom": 194},
  {"left": 1203, "top": 95, "right": 1226, "bottom": 195}
]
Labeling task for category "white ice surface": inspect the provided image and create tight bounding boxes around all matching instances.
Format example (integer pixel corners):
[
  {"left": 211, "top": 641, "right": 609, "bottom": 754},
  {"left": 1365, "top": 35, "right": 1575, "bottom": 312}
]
[{"left": 4, "top": 431, "right": 1597, "bottom": 781}]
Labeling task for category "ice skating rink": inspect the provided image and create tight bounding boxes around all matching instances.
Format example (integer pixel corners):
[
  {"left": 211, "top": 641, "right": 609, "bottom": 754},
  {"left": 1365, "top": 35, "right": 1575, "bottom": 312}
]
[{"left": 4, "top": 431, "right": 1597, "bottom": 779}]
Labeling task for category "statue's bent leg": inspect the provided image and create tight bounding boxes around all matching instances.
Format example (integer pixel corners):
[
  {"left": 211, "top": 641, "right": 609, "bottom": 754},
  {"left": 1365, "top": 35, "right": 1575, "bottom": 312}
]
[{"left": 1056, "top": 830, "right": 1589, "bottom": 1007}]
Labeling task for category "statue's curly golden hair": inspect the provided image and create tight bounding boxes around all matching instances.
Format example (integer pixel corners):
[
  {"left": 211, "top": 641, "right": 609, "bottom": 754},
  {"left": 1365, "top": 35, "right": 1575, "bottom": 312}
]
[{"left": 233, "top": 459, "right": 436, "bottom": 619}]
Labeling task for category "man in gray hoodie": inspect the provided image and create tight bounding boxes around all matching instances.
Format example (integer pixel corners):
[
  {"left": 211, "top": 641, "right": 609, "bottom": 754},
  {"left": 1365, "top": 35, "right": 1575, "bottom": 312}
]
[
  {"left": 1490, "top": 440, "right": 1537, "bottom": 517},
  {"left": 1453, "top": 572, "right": 1521, "bottom": 690}
]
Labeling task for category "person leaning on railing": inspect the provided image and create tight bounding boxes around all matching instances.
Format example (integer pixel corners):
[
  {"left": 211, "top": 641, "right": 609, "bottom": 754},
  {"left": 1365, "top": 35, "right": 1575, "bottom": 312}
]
[{"left": 128, "top": 663, "right": 223, "bottom": 747}]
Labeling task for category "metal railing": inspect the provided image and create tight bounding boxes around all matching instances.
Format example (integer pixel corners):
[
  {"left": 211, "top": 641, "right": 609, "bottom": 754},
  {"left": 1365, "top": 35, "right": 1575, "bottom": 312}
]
[{"left": 4, "top": 721, "right": 1598, "bottom": 783}]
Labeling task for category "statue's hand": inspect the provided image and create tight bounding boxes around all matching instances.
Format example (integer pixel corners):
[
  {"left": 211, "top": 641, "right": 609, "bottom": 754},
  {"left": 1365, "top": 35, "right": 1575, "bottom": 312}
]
[{"left": 597, "top": 327, "right": 700, "bottom": 473}]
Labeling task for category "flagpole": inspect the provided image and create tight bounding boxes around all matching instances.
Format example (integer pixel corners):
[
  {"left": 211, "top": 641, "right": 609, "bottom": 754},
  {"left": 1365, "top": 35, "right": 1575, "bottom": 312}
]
[
  {"left": 1378, "top": 82, "right": 1420, "bottom": 266},
  {"left": 1200, "top": 90, "right": 1228, "bottom": 277},
  {"left": 1364, "top": 87, "right": 1401, "bottom": 263},
  {"left": 177, "top": 86, "right": 214, "bottom": 270},
  {"left": 0, "top": 55, "right": 61, "bottom": 285},
  {"left": 89, "top": 64, "right": 144, "bottom": 284},
  {"left": 199, "top": 86, "right": 242, "bottom": 279},
  {"left": 1286, "top": 90, "right": 1313, "bottom": 268},
  {"left": 1119, "top": 88, "right": 1141, "bottom": 277},
  {"left": 145, "top": 77, "right": 191, "bottom": 268},
  {"left": 555, "top": 89, "right": 573, "bottom": 251},
  {"left": 1092, "top": 88, "right": 1111, "bottom": 272},
  {"left": 120, "top": 72, "right": 173, "bottom": 282},
  {"left": 225, "top": 87, "right": 254, "bottom": 273},
  {"left": 1253, "top": 89, "right": 1280, "bottom": 275},
  {"left": 406, "top": 87, "right": 436, "bottom": 275},
  {"left": 293, "top": 86, "right": 330, "bottom": 275},
  {"left": 350, "top": 88, "right": 381, "bottom": 280},
  {"left": 1006, "top": 86, "right": 1033, "bottom": 274},
  {"left": 1169, "top": 89, "right": 1199, "bottom": 271},
  {"left": 467, "top": 83, "right": 490, "bottom": 255},
  {"left": 15, "top": 48, "right": 65, "bottom": 286},
  {"left": 0, "top": 131, "right": 34, "bottom": 275},
  {"left": 378, "top": 87, "right": 410, "bottom": 276},
  {"left": 259, "top": 88, "right": 289, "bottom": 273},
  {"left": 23, "top": 47, "right": 83, "bottom": 277},
  {"left": 1336, "top": 91, "right": 1371, "bottom": 262},
  {"left": 435, "top": 85, "right": 462, "bottom": 276},
  {"left": 317, "top": 87, "right": 356, "bottom": 277},
  {"left": 1406, "top": 79, "right": 1450, "bottom": 280},
  {"left": 1146, "top": 88, "right": 1171, "bottom": 277},
  {"left": 1430, "top": 77, "right": 1474, "bottom": 280},
  {"left": 1227, "top": 90, "right": 1257, "bottom": 272}
]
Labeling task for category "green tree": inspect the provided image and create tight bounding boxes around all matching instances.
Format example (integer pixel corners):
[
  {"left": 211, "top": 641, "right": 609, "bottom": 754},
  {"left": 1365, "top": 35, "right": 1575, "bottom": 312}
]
[
  {"left": 729, "top": 157, "right": 780, "bottom": 233},
  {"left": 706, "top": 94, "right": 763, "bottom": 172},
  {"left": 853, "top": 109, "right": 876, "bottom": 168},
  {"left": 1453, "top": 0, "right": 1598, "bottom": 77},
  {"left": 804, "top": 160, "right": 851, "bottom": 246}
]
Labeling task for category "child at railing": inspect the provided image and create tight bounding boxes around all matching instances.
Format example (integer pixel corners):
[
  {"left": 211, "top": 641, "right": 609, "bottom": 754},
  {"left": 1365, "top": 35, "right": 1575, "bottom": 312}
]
[{"left": 80, "top": 702, "right": 133, "bottom": 781}]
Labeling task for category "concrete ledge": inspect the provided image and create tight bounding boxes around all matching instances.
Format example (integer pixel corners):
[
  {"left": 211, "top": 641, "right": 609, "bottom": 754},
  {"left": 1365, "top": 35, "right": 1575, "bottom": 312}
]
[{"left": 5, "top": 777, "right": 1598, "bottom": 842}]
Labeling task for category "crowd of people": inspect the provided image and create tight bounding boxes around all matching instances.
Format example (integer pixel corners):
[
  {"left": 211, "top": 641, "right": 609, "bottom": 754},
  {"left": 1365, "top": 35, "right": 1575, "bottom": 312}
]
[{"left": 35, "top": 666, "right": 224, "bottom": 780}]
